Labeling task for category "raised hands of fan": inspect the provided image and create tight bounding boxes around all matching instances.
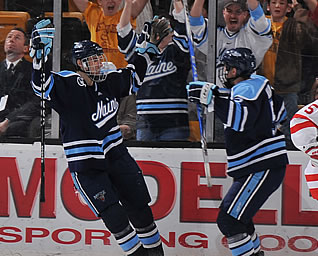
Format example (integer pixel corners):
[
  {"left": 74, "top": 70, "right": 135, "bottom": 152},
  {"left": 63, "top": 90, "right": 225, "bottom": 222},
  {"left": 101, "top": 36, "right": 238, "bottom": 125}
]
[{"left": 29, "top": 19, "right": 55, "bottom": 62}]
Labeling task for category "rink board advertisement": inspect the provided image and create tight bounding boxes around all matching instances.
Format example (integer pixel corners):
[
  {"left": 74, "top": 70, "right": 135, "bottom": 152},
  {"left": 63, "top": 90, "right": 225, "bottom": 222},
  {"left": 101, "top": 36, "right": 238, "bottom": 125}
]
[{"left": 0, "top": 143, "right": 318, "bottom": 256}]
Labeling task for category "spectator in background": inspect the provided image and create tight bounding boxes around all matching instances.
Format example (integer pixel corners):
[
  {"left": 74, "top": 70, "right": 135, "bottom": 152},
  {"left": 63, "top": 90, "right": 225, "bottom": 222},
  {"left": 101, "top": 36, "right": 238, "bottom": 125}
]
[
  {"left": 117, "top": 94, "right": 137, "bottom": 140},
  {"left": 295, "top": 0, "right": 318, "bottom": 106},
  {"left": 72, "top": 0, "right": 149, "bottom": 140},
  {"left": 136, "top": 0, "right": 154, "bottom": 33},
  {"left": 258, "top": 0, "right": 316, "bottom": 146},
  {"left": 0, "top": 28, "right": 40, "bottom": 138},
  {"left": 72, "top": 0, "right": 148, "bottom": 68},
  {"left": 5, "top": 0, "right": 69, "bottom": 18},
  {"left": 304, "top": 0, "right": 318, "bottom": 25},
  {"left": 312, "top": 77, "right": 318, "bottom": 100},
  {"left": 118, "top": 0, "right": 191, "bottom": 141},
  {"left": 189, "top": 0, "right": 272, "bottom": 88}
]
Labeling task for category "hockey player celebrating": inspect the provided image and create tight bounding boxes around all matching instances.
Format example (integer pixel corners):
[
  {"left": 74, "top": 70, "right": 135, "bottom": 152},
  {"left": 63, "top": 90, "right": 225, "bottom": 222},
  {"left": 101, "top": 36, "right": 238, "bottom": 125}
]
[
  {"left": 118, "top": 0, "right": 191, "bottom": 141},
  {"left": 290, "top": 99, "right": 318, "bottom": 200},
  {"left": 187, "top": 47, "right": 288, "bottom": 256},
  {"left": 30, "top": 19, "right": 164, "bottom": 256}
]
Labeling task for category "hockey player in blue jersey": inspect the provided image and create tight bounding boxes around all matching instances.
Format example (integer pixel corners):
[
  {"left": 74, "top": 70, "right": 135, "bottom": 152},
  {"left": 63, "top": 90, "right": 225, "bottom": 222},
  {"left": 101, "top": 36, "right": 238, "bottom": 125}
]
[
  {"left": 117, "top": 0, "right": 191, "bottom": 141},
  {"left": 187, "top": 48, "right": 288, "bottom": 256},
  {"left": 30, "top": 19, "right": 164, "bottom": 256}
]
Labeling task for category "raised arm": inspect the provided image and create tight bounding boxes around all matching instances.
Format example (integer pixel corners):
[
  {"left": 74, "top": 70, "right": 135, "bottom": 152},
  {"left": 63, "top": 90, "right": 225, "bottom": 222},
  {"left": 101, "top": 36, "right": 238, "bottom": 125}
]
[
  {"left": 72, "top": 0, "right": 89, "bottom": 13},
  {"left": 131, "top": 0, "right": 149, "bottom": 19},
  {"left": 247, "top": 0, "right": 260, "bottom": 11},
  {"left": 190, "top": 0, "right": 205, "bottom": 17},
  {"left": 304, "top": 0, "right": 318, "bottom": 11},
  {"left": 119, "top": 0, "right": 133, "bottom": 29},
  {"left": 174, "top": 0, "right": 184, "bottom": 14}
]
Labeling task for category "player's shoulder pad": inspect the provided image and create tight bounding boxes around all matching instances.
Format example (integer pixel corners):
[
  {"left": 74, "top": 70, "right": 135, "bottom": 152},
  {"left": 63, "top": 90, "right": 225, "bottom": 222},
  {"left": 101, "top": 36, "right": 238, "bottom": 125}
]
[
  {"left": 51, "top": 70, "right": 80, "bottom": 78},
  {"left": 232, "top": 75, "right": 268, "bottom": 101}
]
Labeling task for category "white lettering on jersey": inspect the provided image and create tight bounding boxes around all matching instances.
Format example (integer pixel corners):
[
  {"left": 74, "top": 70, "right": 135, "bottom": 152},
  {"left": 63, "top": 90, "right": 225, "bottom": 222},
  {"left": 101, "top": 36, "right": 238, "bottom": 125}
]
[
  {"left": 91, "top": 98, "right": 119, "bottom": 122},
  {"left": 145, "top": 61, "right": 177, "bottom": 80}
]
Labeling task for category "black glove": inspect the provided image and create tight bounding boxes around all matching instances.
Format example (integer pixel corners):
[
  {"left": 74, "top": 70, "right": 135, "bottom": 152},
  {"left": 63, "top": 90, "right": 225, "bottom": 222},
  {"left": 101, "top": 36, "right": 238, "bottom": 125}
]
[{"left": 149, "top": 16, "right": 173, "bottom": 46}]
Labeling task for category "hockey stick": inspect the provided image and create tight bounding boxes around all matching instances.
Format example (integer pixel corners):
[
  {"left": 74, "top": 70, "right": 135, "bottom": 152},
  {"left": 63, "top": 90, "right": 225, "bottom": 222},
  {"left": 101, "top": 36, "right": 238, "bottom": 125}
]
[
  {"left": 39, "top": 0, "right": 46, "bottom": 203},
  {"left": 181, "top": 0, "right": 212, "bottom": 187},
  {"left": 40, "top": 43, "right": 46, "bottom": 203}
]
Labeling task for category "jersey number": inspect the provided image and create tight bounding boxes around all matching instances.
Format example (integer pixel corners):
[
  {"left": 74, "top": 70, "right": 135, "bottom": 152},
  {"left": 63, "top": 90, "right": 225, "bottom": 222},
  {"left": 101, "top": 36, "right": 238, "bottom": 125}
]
[{"left": 304, "top": 103, "right": 318, "bottom": 114}]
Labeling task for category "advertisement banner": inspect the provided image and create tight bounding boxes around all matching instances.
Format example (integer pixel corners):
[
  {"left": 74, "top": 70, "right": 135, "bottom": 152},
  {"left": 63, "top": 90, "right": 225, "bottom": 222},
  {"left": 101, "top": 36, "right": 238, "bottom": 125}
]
[{"left": 0, "top": 143, "right": 317, "bottom": 256}]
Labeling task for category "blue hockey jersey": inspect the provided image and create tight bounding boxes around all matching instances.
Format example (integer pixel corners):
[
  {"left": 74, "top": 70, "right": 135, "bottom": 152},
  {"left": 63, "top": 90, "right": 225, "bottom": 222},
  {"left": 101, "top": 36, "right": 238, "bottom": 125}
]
[
  {"left": 118, "top": 19, "right": 191, "bottom": 130},
  {"left": 31, "top": 52, "right": 148, "bottom": 172},
  {"left": 211, "top": 75, "right": 288, "bottom": 178}
]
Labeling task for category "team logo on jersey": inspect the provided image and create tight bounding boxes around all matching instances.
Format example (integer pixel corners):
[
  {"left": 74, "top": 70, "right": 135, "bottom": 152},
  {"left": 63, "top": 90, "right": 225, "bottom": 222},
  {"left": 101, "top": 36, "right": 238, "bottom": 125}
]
[
  {"left": 77, "top": 77, "right": 86, "bottom": 87},
  {"left": 145, "top": 61, "right": 177, "bottom": 81},
  {"left": 93, "top": 190, "right": 106, "bottom": 202},
  {"left": 91, "top": 98, "right": 119, "bottom": 122}
]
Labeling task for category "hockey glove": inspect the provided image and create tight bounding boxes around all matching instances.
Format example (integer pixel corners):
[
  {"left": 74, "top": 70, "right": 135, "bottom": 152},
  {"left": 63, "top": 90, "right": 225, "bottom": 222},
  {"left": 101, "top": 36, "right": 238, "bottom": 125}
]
[
  {"left": 149, "top": 16, "right": 173, "bottom": 46},
  {"left": 29, "top": 19, "right": 55, "bottom": 61},
  {"left": 187, "top": 81, "right": 217, "bottom": 106}
]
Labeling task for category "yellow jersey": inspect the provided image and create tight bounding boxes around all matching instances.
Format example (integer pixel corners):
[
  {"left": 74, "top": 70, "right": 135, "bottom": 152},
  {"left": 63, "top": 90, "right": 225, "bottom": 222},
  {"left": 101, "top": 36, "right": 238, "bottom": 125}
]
[
  {"left": 262, "top": 16, "right": 287, "bottom": 85},
  {"left": 84, "top": 2, "right": 136, "bottom": 68}
]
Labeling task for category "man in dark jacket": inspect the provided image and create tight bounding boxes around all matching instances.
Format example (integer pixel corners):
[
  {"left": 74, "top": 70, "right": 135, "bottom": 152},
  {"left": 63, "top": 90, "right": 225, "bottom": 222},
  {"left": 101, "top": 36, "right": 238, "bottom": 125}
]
[{"left": 0, "top": 27, "right": 40, "bottom": 138}]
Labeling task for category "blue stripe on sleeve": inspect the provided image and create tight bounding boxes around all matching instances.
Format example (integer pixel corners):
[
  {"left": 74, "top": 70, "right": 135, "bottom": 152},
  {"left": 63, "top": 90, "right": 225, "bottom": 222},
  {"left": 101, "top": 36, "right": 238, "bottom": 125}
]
[
  {"left": 189, "top": 15, "right": 204, "bottom": 26},
  {"left": 233, "top": 102, "right": 242, "bottom": 131}
]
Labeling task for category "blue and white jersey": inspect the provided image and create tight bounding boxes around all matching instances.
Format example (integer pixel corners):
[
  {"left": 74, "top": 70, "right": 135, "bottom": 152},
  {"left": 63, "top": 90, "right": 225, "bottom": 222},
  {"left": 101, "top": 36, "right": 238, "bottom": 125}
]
[
  {"left": 31, "top": 53, "right": 148, "bottom": 172},
  {"left": 189, "top": 3, "right": 272, "bottom": 87},
  {"left": 118, "top": 19, "right": 191, "bottom": 130},
  {"left": 211, "top": 75, "right": 288, "bottom": 178}
]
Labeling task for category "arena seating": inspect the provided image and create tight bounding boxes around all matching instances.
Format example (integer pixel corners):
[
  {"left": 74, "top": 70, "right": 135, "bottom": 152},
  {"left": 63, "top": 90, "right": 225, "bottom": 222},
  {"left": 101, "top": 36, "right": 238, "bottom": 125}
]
[{"left": 0, "top": 11, "right": 30, "bottom": 61}]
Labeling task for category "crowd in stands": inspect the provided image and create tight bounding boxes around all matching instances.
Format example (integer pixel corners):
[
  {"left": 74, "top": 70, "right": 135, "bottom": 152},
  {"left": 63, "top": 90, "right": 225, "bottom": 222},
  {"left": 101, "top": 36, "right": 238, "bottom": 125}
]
[{"left": 0, "top": 0, "right": 317, "bottom": 148}]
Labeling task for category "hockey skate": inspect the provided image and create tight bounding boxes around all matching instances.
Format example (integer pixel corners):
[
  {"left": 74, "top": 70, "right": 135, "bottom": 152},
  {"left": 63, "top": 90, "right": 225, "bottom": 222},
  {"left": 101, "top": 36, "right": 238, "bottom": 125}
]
[
  {"left": 254, "top": 251, "right": 265, "bottom": 256},
  {"left": 146, "top": 243, "right": 164, "bottom": 256}
]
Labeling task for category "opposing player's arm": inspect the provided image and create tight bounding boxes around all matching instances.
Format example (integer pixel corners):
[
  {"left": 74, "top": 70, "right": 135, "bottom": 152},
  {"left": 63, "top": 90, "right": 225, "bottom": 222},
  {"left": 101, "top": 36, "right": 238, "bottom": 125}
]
[
  {"left": 72, "top": 0, "right": 89, "bottom": 13},
  {"left": 290, "top": 103, "right": 318, "bottom": 166},
  {"left": 293, "top": 128, "right": 318, "bottom": 167}
]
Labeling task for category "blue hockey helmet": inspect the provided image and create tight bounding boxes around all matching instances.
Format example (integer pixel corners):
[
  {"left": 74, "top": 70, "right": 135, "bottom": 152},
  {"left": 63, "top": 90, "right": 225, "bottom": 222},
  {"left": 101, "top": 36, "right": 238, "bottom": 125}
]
[
  {"left": 72, "top": 40, "right": 116, "bottom": 82},
  {"left": 72, "top": 40, "right": 103, "bottom": 64},
  {"left": 218, "top": 47, "right": 256, "bottom": 88}
]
